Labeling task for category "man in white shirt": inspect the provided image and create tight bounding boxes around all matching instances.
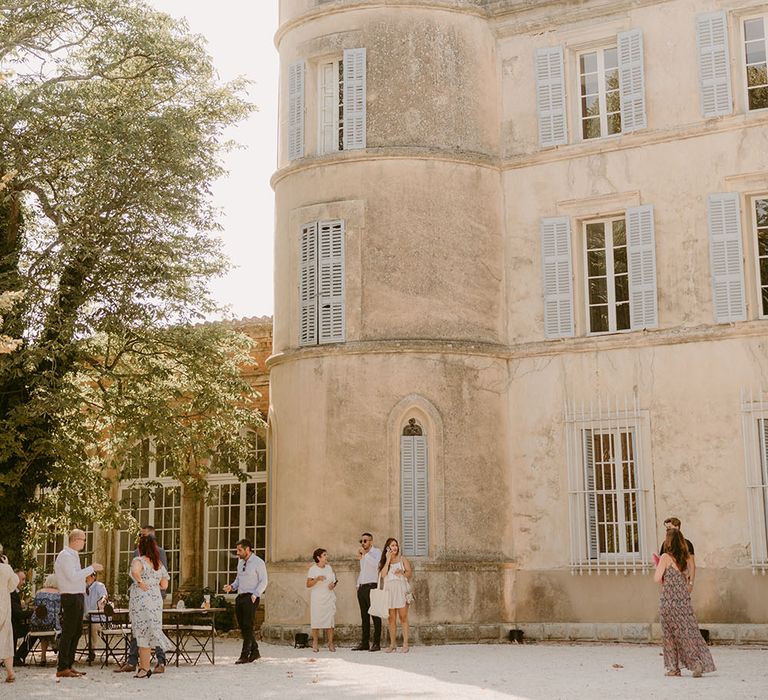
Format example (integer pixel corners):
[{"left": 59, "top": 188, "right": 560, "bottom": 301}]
[
  {"left": 224, "top": 538, "right": 268, "bottom": 664},
  {"left": 53, "top": 529, "right": 103, "bottom": 678},
  {"left": 352, "top": 532, "right": 382, "bottom": 651}
]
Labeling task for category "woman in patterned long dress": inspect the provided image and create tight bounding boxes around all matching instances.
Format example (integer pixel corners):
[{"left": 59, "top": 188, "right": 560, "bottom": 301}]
[
  {"left": 129, "top": 535, "right": 172, "bottom": 679},
  {"left": 654, "top": 528, "right": 715, "bottom": 677}
]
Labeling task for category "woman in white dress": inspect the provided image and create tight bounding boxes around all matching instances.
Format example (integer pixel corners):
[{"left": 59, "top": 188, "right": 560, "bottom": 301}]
[
  {"left": 0, "top": 554, "right": 20, "bottom": 683},
  {"left": 379, "top": 538, "right": 412, "bottom": 653},
  {"left": 306, "top": 548, "right": 337, "bottom": 652}
]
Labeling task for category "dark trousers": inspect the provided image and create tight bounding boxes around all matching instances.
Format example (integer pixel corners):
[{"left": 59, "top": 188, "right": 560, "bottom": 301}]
[
  {"left": 235, "top": 594, "right": 259, "bottom": 659},
  {"left": 126, "top": 637, "right": 167, "bottom": 666},
  {"left": 58, "top": 593, "right": 84, "bottom": 671},
  {"left": 357, "top": 584, "right": 381, "bottom": 647}
]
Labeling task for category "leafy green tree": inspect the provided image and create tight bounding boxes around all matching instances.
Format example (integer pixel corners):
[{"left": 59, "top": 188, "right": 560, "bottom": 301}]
[{"left": 0, "top": 0, "right": 261, "bottom": 565}]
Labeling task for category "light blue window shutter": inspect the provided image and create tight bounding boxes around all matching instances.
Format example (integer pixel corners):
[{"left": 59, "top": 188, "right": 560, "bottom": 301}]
[
  {"left": 696, "top": 11, "right": 733, "bottom": 118},
  {"left": 618, "top": 29, "right": 647, "bottom": 132},
  {"left": 540, "top": 216, "right": 574, "bottom": 338},
  {"left": 413, "top": 435, "right": 428, "bottom": 556},
  {"left": 318, "top": 220, "right": 345, "bottom": 344},
  {"left": 299, "top": 223, "right": 318, "bottom": 345},
  {"left": 535, "top": 46, "right": 568, "bottom": 147},
  {"left": 626, "top": 205, "right": 658, "bottom": 329},
  {"left": 287, "top": 60, "right": 305, "bottom": 160},
  {"left": 707, "top": 193, "right": 746, "bottom": 323},
  {"left": 400, "top": 436, "right": 416, "bottom": 555},
  {"left": 583, "top": 430, "right": 598, "bottom": 560},
  {"left": 343, "top": 48, "right": 366, "bottom": 150}
]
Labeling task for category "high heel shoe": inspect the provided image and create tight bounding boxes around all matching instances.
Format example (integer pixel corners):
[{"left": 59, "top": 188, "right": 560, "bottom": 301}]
[{"left": 134, "top": 667, "right": 152, "bottom": 678}]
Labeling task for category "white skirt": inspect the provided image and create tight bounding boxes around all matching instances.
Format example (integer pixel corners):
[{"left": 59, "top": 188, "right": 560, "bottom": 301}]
[{"left": 384, "top": 577, "right": 408, "bottom": 609}]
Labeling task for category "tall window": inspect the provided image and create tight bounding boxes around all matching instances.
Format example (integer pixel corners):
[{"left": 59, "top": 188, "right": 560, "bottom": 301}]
[
  {"left": 299, "top": 220, "right": 345, "bottom": 346},
  {"left": 400, "top": 419, "right": 428, "bottom": 557},
  {"left": 318, "top": 59, "right": 343, "bottom": 154},
  {"left": 566, "top": 397, "right": 653, "bottom": 573},
  {"left": 205, "top": 429, "right": 268, "bottom": 594},
  {"left": 578, "top": 47, "right": 621, "bottom": 139},
  {"left": 583, "top": 429, "right": 640, "bottom": 558},
  {"left": 744, "top": 17, "right": 768, "bottom": 111},
  {"left": 116, "top": 438, "right": 181, "bottom": 594},
  {"left": 753, "top": 197, "right": 768, "bottom": 317},
  {"left": 585, "top": 218, "right": 630, "bottom": 333},
  {"left": 741, "top": 390, "right": 768, "bottom": 571}
]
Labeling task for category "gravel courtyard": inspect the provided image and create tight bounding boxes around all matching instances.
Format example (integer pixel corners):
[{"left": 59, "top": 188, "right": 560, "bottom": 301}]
[{"left": 7, "top": 639, "right": 766, "bottom": 699}]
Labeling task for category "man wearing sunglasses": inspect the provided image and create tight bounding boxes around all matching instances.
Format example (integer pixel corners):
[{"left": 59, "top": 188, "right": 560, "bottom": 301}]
[{"left": 352, "top": 532, "right": 382, "bottom": 651}]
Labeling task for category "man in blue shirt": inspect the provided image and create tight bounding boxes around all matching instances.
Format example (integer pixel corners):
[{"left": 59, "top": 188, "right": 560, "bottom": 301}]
[{"left": 223, "top": 538, "right": 268, "bottom": 664}]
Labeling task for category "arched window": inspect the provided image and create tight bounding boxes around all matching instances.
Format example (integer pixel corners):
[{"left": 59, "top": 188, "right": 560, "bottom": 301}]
[{"left": 401, "top": 419, "right": 428, "bottom": 556}]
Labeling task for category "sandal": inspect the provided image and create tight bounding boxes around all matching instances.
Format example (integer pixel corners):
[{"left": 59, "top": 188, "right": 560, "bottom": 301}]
[
  {"left": 5, "top": 675, "right": 15, "bottom": 683},
  {"left": 384, "top": 647, "right": 396, "bottom": 653},
  {"left": 134, "top": 667, "right": 152, "bottom": 679},
  {"left": 328, "top": 645, "right": 336, "bottom": 652},
  {"left": 400, "top": 647, "right": 410, "bottom": 653},
  {"left": 311, "top": 646, "right": 319, "bottom": 653},
  {"left": 665, "top": 669, "right": 681, "bottom": 677}
]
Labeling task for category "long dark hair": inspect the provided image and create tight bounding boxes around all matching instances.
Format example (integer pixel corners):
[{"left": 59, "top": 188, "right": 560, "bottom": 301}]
[
  {"left": 138, "top": 534, "right": 161, "bottom": 571},
  {"left": 378, "top": 537, "right": 398, "bottom": 572},
  {"left": 664, "top": 529, "right": 689, "bottom": 573}
]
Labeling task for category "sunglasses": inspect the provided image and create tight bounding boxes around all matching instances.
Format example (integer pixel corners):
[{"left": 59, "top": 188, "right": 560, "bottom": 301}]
[{"left": 359, "top": 539, "right": 371, "bottom": 544}]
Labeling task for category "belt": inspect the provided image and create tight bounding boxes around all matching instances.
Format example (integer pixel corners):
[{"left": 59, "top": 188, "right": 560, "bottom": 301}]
[{"left": 359, "top": 582, "right": 378, "bottom": 587}]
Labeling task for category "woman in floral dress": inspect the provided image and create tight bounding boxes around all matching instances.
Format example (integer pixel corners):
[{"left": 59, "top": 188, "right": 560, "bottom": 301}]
[
  {"left": 654, "top": 528, "right": 715, "bottom": 677},
  {"left": 129, "top": 535, "right": 172, "bottom": 678}
]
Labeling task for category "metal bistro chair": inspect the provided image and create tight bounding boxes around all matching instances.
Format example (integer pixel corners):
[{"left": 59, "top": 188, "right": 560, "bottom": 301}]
[
  {"left": 174, "top": 610, "right": 215, "bottom": 666},
  {"left": 25, "top": 603, "right": 60, "bottom": 665},
  {"left": 97, "top": 603, "right": 131, "bottom": 668}
]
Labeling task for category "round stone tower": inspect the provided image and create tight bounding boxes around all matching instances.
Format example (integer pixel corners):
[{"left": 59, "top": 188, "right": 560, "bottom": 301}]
[{"left": 267, "top": 0, "right": 510, "bottom": 641}]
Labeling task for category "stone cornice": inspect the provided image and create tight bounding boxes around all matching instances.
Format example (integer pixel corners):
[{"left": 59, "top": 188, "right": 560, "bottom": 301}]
[
  {"left": 275, "top": 0, "right": 678, "bottom": 48},
  {"left": 266, "top": 321, "right": 768, "bottom": 368},
  {"left": 271, "top": 112, "right": 768, "bottom": 188}
]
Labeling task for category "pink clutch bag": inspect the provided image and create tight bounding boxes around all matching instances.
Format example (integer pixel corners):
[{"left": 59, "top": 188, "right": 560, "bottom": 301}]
[{"left": 652, "top": 553, "right": 660, "bottom": 566}]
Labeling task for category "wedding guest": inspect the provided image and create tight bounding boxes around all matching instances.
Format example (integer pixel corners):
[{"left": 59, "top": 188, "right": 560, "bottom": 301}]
[
  {"left": 0, "top": 553, "right": 19, "bottom": 683},
  {"left": 128, "top": 535, "right": 172, "bottom": 679},
  {"left": 11, "top": 570, "right": 29, "bottom": 667},
  {"left": 659, "top": 517, "right": 696, "bottom": 592},
  {"left": 24, "top": 574, "right": 61, "bottom": 666},
  {"left": 54, "top": 529, "right": 103, "bottom": 678},
  {"left": 224, "top": 538, "right": 268, "bottom": 664},
  {"left": 116, "top": 525, "right": 169, "bottom": 673},
  {"left": 654, "top": 529, "right": 715, "bottom": 677},
  {"left": 306, "top": 548, "right": 337, "bottom": 652},
  {"left": 379, "top": 538, "right": 412, "bottom": 653},
  {"left": 353, "top": 532, "right": 382, "bottom": 651},
  {"left": 83, "top": 571, "right": 108, "bottom": 663}
]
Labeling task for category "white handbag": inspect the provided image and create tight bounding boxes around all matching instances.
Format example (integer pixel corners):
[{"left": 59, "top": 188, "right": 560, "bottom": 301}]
[{"left": 367, "top": 578, "right": 389, "bottom": 618}]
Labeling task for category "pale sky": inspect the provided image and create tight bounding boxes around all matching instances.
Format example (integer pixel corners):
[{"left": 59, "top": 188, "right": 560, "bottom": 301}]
[{"left": 148, "top": 1, "right": 279, "bottom": 319}]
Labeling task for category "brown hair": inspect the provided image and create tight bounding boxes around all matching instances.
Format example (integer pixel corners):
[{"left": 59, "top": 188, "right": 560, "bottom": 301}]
[
  {"left": 378, "top": 537, "right": 399, "bottom": 572},
  {"left": 663, "top": 528, "right": 689, "bottom": 572},
  {"left": 664, "top": 517, "right": 681, "bottom": 528},
  {"left": 312, "top": 548, "right": 326, "bottom": 563},
  {"left": 137, "top": 534, "right": 161, "bottom": 571}
]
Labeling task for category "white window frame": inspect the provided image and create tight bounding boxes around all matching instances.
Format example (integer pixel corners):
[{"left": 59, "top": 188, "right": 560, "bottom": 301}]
[
  {"left": 577, "top": 45, "right": 622, "bottom": 141},
  {"left": 741, "top": 388, "right": 768, "bottom": 571},
  {"left": 317, "top": 58, "right": 343, "bottom": 155},
  {"left": 566, "top": 397, "right": 654, "bottom": 574},
  {"left": 583, "top": 216, "right": 631, "bottom": 335},
  {"left": 751, "top": 195, "right": 768, "bottom": 319},
  {"left": 115, "top": 438, "right": 181, "bottom": 594},
  {"left": 742, "top": 14, "right": 768, "bottom": 112},
  {"left": 203, "top": 429, "right": 268, "bottom": 595}
]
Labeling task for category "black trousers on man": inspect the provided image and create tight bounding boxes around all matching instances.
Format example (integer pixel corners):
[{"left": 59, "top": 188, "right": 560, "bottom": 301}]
[
  {"left": 356, "top": 583, "right": 381, "bottom": 648},
  {"left": 58, "top": 593, "right": 84, "bottom": 672},
  {"left": 235, "top": 594, "right": 259, "bottom": 660}
]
